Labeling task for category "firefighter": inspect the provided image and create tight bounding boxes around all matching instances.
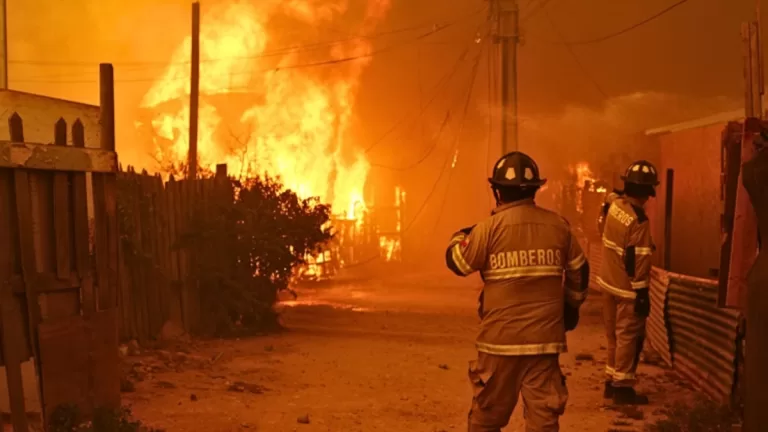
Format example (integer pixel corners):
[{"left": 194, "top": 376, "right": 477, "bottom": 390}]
[
  {"left": 597, "top": 189, "right": 624, "bottom": 235},
  {"left": 445, "top": 151, "right": 590, "bottom": 432},
  {"left": 597, "top": 160, "right": 659, "bottom": 405}
]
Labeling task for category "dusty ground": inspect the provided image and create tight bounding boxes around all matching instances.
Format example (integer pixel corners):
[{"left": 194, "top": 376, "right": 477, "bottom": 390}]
[{"left": 123, "top": 270, "right": 696, "bottom": 432}]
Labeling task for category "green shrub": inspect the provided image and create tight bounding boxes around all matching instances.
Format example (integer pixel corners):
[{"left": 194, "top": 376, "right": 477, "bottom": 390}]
[{"left": 180, "top": 175, "right": 332, "bottom": 335}]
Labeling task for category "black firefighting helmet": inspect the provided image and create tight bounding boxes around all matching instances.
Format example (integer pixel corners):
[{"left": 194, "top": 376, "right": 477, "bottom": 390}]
[
  {"left": 620, "top": 160, "right": 660, "bottom": 187},
  {"left": 488, "top": 151, "right": 547, "bottom": 188}
]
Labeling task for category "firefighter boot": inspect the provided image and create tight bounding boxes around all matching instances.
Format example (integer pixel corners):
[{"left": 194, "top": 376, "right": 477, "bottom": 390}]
[
  {"left": 612, "top": 387, "right": 649, "bottom": 405},
  {"left": 603, "top": 382, "right": 615, "bottom": 399}
]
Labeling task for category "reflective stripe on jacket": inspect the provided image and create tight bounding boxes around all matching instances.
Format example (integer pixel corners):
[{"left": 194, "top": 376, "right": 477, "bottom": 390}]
[
  {"left": 445, "top": 199, "right": 589, "bottom": 356},
  {"left": 598, "top": 197, "right": 653, "bottom": 299}
]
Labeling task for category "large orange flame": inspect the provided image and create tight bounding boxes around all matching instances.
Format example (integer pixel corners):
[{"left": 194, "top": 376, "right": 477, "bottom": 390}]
[{"left": 139, "top": 0, "right": 391, "bottom": 220}]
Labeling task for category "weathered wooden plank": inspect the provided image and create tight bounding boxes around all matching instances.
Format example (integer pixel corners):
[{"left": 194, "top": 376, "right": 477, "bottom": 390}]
[
  {"left": 91, "top": 173, "right": 109, "bottom": 311},
  {"left": 131, "top": 173, "right": 149, "bottom": 341},
  {"left": 88, "top": 307, "right": 120, "bottom": 410},
  {"left": 10, "top": 272, "right": 79, "bottom": 294},
  {"left": 12, "top": 169, "right": 43, "bottom": 367},
  {"left": 52, "top": 119, "right": 72, "bottom": 280},
  {"left": 104, "top": 172, "right": 119, "bottom": 311},
  {"left": 0, "top": 164, "right": 27, "bottom": 431},
  {"left": 178, "top": 179, "right": 192, "bottom": 332},
  {"left": 0, "top": 141, "right": 117, "bottom": 173},
  {"left": 166, "top": 177, "right": 183, "bottom": 326},
  {"left": 152, "top": 175, "right": 169, "bottom": 324},
  {"left": 71, "top": 120, "right": 95, "bottom": 317},
  {"left": 37, "top": 315, "right": 90, "bottom": 425},
  {"left": 140, "top": 173, "right": 160, "bottom": 337}
]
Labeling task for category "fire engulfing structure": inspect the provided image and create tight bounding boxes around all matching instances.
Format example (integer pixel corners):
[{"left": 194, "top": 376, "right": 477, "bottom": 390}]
[{"left": 134, "top": 0, "right": 402, "bottom": 276}]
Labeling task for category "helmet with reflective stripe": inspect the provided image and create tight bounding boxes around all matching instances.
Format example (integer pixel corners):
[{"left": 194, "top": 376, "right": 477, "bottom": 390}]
[
  {"left": 620, "top": 160, "right": 660, "bottom": 187},
  {"left": 488, "top": 151, "right": 547, "bottom": 188}
]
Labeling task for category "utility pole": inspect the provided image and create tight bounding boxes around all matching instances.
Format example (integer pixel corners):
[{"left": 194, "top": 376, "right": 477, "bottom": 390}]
[
  {"left": 0, "top": 0, "right": 8, "bottom": 89},
  {"left": 491, "top": 0, "right": 520, "bottom": 154},
  {"left": 188, "top": 1, "right": 201, "bottom": 180}
]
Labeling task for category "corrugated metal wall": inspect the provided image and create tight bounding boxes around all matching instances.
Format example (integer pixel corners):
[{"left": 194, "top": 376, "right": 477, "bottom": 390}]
[{"left": 648, "top": 268, "right": 745, "bottom": 405}]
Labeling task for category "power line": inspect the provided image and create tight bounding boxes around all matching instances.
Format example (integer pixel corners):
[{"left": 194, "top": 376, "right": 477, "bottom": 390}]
[
  {"left": 8, "top": 11, "right": 484, "bottom": 68},
  {"left": 362, "top": 22, "right": 488, "bottom": 154},
  {"left": 544, "top": 9, "right": 608, "bottom": 99},
  {"left": 522, "top": 0, "right": 556, "bottom": 23},
  {"left": 551, "top": 0, "right": 690, "bottom": 46},
  {"left": 402, "top": 46, "right": 483, "bottom": 234},
  {"left": 369, "top": 29, "right": 487, "bottom": 170},
  {"left": 11, "top": 11, "right": 486, "bottom": 85},
  {"left": 427, "top": 41, "right": 485, "bottom": 243}
]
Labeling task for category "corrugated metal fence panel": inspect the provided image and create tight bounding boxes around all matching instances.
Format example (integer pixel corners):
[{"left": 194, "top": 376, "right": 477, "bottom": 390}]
[
  {"left": 648, "top": 267, "right": 672, "bottom": 366},
  {"left": 667, "top": 272, "right": 744, "bottom": 404}
]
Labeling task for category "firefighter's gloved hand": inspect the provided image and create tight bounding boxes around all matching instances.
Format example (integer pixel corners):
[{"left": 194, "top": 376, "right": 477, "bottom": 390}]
[
  {"left": 477, "top": 291, "right": 485, "bottom": 319},
  {"left": 564, "top": 303, "right": 579, "bottom": 331},
  {"left": 634, "top": 288, "right": 651, "bottom": 318}
]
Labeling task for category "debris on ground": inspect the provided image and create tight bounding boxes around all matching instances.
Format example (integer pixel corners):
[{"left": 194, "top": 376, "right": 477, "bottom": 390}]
[
  {"left": 438, "top": 364, "right": 449, "bottom": 370},
  {"left": 227, "top": 381, "right": 267, "bottom": 394},
  {"left": 575, "top": 353, "right": 595, "bottom": 361},
  {"left": 297, "top": 414, "right": 310, "bottom": 424}
]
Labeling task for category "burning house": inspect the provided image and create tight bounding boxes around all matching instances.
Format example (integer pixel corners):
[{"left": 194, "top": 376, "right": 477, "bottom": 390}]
[{"left": 134, "top": 0, "right": 402, "bottom": 280}]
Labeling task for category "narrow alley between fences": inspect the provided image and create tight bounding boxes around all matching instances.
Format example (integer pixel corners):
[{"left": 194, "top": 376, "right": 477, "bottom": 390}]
[{"left": 120, "top": 270, "right": 700, "bottom": 432}]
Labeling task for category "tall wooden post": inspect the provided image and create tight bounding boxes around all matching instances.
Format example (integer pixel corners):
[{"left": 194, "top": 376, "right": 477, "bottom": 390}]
[
  {"left": 0, "top": 0, "right": 8, "bottom": 89},
  {"left": 99, "top": 64, "right": 116, "bottom": 152},
  {"left": 492, "top": 0, "right": 520, "bottom": 154},
  {"left": 663, "top": 169, "right": 674, "bottom": 270},
  {"left": 726, "top": 25, "right": 761, "bottom": 308},
  {"left": 188, "top": 2, "right": 200, "bottom": 179}
]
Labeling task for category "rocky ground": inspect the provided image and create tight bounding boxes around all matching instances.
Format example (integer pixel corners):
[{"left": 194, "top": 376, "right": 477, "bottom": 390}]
[{"left": 120, "top": 271, "right": 701, "bottom": 432}]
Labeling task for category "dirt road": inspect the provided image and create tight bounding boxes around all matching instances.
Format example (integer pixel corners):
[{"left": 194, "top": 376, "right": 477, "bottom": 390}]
[{"left": 124, "top": 271, "right": 694, "bottom": 431}]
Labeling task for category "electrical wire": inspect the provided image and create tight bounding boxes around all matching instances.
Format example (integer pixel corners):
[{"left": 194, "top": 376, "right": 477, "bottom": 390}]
[
  {"left": 544, "top": 9, "right": 608, "bottom": 99},
  {"left": 485, "top": 32, "right": 495, "bottom": 208},
  {"left": 12, "top": 19, "right": 471, "bottom": 85},
  {"left": 366, "top": 20, "right": 488, "bottom": 165},
  {"left": 8, "top": 9, "right": 485, "bottom": 68},
  {"left": 551, "top": 0, "right": 691, "bottom": 46},
  {"left": 362, "top": 21, "right": 488, "bottom": 154},
  {"left": 341, "top": 44, "right": 485, "bottom": 268},
  {"left": 401, "top": 46, "right": 483, "bottom": 235},
  {"left": 522, "top": 0, "right": 556, "bottom": 23},
  {"left": 427, "top": 40, "right": 485, "bottom": 242}
]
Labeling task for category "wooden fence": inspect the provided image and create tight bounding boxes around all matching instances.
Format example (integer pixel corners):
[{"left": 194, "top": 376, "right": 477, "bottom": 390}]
[
  {"left": 0, "top": 65, "right": 120, "bottom": 431},
  {"left": 116, "top": 165, "right": 229, "bottom": 342}
]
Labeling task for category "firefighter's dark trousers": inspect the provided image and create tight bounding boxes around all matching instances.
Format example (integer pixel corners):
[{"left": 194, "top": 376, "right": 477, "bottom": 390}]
[
  {"left": 603, "top": 293, "right": 646, "bottom": 387},
  {"left": 467, "top": 352, "right": 568, "bottom": 432}
]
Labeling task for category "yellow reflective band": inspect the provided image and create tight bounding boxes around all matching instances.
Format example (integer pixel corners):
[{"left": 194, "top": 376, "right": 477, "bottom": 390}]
[
  {"left": 635, "top": 247, "right": 653, "bottom": 255},
  {"left": 451, "top": 244, "right": 473, "bottom": 275},
  {"left": 482, "top": 265, "right": 563, "bottom": 281},
  {"left": 450, "top": 233, "right": 467, "bottom": 247},
  {"left": 605, "top": 366, "right": 616, "bottom": 376},
  {"left": 602, "top": 237, "right": 625, "bottom": 256},
  {"left": 596, "top": 277, "right": 637, "bottom": 299},
  {"left": 476, "top": 341, "right": 567, "bottom": 356},
  {"left": 631, "top": 280, "right": 650, "bottom": 289},
  {"left": 612, "top": 370, "right": 636, "bottom": 381},
  {"left": 566, "top": 287, "right": 587, "bottom": 302},
  {"left": 567, "top": 253, "right": 586, "bottom": 270}
]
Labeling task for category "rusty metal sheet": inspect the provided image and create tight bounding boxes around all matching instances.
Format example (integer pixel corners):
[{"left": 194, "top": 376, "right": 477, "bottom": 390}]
[
  {"left": 666, "top": 272, "right": 744, "bottom": 404},
  {"left": 648, "top": 267, "right": 672, "bottom": 365},
  {"left": 0, "top": 141, "right": 117, "bottom": 173},
  {"left": 37, "top": 314, "right": 91, "bottom": 423}
]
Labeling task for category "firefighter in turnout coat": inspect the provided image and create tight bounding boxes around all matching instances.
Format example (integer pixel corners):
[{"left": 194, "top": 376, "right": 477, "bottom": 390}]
[
  {"left": 598, "top": 160, "right": 659, "bottom": 405},
  {"left": 446, "top": 152, "right": 590, "bottom": 432}
]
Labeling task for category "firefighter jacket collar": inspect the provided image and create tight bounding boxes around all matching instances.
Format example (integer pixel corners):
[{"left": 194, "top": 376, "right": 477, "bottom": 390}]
[{"left": 492, "top": 198, "right": 535, "bottom": 215}]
